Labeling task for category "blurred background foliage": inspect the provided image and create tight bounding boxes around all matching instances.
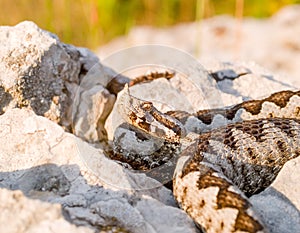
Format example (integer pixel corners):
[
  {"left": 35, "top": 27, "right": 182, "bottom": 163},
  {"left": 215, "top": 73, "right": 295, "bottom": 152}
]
[{"left": 0, "top": 0, "right": 299, "bottom": 49}]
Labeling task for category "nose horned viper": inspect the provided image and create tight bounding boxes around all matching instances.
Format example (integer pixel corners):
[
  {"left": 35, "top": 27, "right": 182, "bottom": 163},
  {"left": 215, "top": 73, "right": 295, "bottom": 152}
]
[{"left": 111, "top": 71, "right": 300, "bottom": 233}]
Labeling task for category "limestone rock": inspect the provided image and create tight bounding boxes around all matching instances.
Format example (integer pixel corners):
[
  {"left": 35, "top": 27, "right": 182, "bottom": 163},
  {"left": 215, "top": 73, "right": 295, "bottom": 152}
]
[
  {"left": 0, "top": 108, "right": 197, "bottom": 233},
  {"left": 0, "top": 188, "right": 93, "bottom": 233},
  {"left": 0, "top": 21, "right": 80, "bottom": 128},
  {"left": 0, "top": 21, "right": 116, "bottom": 144},
  {"left": 72, "top": 84, "right": 115, "bottom": 143}
]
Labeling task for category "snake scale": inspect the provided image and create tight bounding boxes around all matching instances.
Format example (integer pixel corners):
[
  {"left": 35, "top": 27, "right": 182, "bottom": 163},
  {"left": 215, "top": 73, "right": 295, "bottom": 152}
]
[{"left": 111, "top": 71, "right": 300, "bottom": 233}]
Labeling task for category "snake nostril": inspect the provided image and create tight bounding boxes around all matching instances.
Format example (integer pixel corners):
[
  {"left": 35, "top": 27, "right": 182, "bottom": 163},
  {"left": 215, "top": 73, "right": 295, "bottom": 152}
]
[{"left": 140, "top": 101, "right": 153, "bottom": 111}]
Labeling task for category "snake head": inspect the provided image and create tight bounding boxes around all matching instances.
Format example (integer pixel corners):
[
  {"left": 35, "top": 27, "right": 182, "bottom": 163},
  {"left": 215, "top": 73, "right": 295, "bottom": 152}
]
[{"left": 118, "top": 84, "right": 186, "bottom": 143}]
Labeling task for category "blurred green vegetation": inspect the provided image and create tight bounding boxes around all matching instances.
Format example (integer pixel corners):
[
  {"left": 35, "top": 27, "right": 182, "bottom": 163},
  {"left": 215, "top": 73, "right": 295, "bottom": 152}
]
[{"left": 0, "top": 0, "right": 299, "bottom": 49}]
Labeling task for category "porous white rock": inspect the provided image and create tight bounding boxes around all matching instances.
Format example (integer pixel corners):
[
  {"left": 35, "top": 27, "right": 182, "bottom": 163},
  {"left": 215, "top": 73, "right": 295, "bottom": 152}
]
[
  {"left": 0, "top": 21, "right": 80, "bottom": 127},
  {"left": 0, "top": 108, "right": 197, "bottom": 233},
  {"left": 0, "top": 188, "right": 93, "bottom": 233},
  {"left": 0, "top": 21, "right": 116, "bottom": 144},
  {"left": 72, "top": 84, "right": 115, "bottom": 143}
]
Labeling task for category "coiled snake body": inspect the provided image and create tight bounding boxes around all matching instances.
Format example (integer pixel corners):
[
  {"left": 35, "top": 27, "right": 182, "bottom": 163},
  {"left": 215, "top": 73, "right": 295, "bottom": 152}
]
[{"left": 113, "top": 74, "right": 300, "bottom": 233}]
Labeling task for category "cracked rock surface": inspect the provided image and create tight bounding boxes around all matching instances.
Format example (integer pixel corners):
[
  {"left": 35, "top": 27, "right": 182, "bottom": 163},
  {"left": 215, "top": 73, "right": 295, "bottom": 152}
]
[
  {"left": 0, "top": 21, "right": 115, "bottom": 144},
  {"left": 0, "top": 108, "right": 197, "bottom": 233}
]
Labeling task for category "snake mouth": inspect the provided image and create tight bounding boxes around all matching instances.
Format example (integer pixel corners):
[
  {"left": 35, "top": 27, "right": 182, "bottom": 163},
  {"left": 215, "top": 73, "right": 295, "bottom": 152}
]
[{"left": 118, "top": 84, "right": 186, "bottom": 143}]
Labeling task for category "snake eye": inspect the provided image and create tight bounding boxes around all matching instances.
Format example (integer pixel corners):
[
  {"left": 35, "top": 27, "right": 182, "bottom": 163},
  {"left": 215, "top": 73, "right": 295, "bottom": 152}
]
[{"left": 141, "top": 102, "right": 153, "bottom": 111}]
